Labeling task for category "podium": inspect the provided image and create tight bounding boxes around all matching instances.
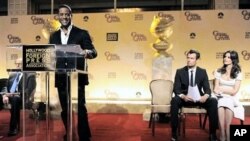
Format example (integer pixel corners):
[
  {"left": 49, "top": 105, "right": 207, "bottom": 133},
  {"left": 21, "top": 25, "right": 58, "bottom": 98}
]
[{"left": 6, "top": 44, "right": 84, "bottom": 141}]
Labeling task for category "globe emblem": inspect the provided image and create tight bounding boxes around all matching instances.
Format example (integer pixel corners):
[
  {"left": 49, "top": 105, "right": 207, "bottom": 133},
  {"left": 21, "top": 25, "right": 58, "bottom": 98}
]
[
  {"left": 150, "top": 15, "right": 174, "bottom": 56},
  {"left": 42, "top": 18, "right": 61, "bottom": 39}
]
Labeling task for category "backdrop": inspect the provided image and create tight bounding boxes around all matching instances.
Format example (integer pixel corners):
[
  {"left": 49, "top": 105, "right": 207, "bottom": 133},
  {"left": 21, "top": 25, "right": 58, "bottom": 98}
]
[{"left": 0, "top": 9, "right": 250, "bottom": 105}]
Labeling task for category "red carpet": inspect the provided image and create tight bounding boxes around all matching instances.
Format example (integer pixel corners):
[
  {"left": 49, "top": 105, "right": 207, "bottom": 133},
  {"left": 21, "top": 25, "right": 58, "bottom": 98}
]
[{"left": 0, "top": 110, "right": 249, "bottom": 141}]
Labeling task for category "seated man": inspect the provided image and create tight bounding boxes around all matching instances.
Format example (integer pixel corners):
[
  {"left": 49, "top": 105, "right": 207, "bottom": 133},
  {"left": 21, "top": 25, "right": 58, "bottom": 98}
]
[
  {"left": 1, "top": 58, "right": 36, "bottom": 136},
  {"left": 170, "top": 49, "right": 218, "bottom": 141},
  {"left": 0, "top": 94, "right": 4, "bottom": 139}
]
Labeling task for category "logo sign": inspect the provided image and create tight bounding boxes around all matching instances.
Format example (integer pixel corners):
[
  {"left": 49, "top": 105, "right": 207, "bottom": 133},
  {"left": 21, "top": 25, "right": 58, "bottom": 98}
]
[
  {"left": 108, "top": 72, "right": 116, "bottom": 79},
  {"left": 105, "top": 14, "right": 120, "bottom": 23},
  {"left": 83, "top": 16, "right": 89, "bottom": 22},
  {"left": 107, "top": 33, "right": 118, "bottom": 41},
  {"left": 157, "top": 12, "right": 174, "bottom": 21},
  {"left": 184, "top": 11, "right": 201, "bottom": 21},
  {"left": 7, "top": 34, "right": 21, "bottom": 44},
  {"left": 218, "top": 12, "right": 224, "bottom": 19},
  {"left": 31, "top": 16, "right": 45, "bottom": 25},
  {"left": 245, "top": 32, "right": 250, "bottom": 39},
  {"left": 242, "top": 50, "right": 250, "bottom": 61},
  {"left": 35, "top": 35, "right": 41, "bottom": 41},
  {"left": 131, "top": 71, "right": 147, "bottom": 80},
  {"left": 134, "top": 14, "right": 143, "bottom": 21},
  {"left": 216, "top": 52, "right": 224, "bottom": 59},
  {"left": 244, "top": 72, "right": 250, "bottom": 79},
  {"left": 134, "top": 52, "right": 143, "bottom": 60},
  {"left": 131, "top": 32, "right": 147, "bottom": 41},
  {"left": 190, "top": 32, "right": 196, "bottom": 39},
  {"left": 105, "top": 51, "right": 120, "bottom": 61},
  {"left": 213, "top": 31, "right": 230, "bottom": 40},
  {"left": 23, "top": 45, "right": 55, "bottom": 71},
  {"left": 242, "top": 10, "right": 250, "bottom": 20},
  {"left": 10, "top": 18, "right": 18, "bottom": 24},
  {"left": 230, "top": 125, "right": 250, "bottom": 141}
]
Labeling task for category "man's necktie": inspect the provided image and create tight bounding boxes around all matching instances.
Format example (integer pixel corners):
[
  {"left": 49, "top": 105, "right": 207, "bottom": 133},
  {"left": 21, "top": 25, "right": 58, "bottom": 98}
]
[
  {"left": 190, "top": 70, "right": 194, "bottom": 86},
  {"left": 10, "top": 73, "right": 20, "bottom": 93}
]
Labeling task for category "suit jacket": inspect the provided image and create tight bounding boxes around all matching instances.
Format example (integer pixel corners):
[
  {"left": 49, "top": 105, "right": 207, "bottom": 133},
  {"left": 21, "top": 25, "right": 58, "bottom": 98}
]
[
  {"left": 49, "top": 25, "right": 97, "bottom": 87},
  {"left": 173, "top": 66, "right": 211, "bottom": 97},
  {"left": 0, "top": 78, "right": 8, "bottom": 109},
  {"left": 1, "top": 72, "right": 36, "bottom": 105}
]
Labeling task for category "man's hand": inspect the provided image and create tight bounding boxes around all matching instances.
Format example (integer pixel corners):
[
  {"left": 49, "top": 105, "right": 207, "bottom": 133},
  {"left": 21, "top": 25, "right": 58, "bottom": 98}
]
[
  {"left": 182, "top": 95, "right": 194, "bottom": 102},
  {"left": 80, "top": 49, "right": 96, "bottom": 59},
  {"left": 199, "top": 95, "right": 209, "bottom": 103},
  {"left": 80, "top": 50, "right": 87, "bottom": 57},
  {"left": 2, "top": 95, "right": 9, "bottom": 104}
]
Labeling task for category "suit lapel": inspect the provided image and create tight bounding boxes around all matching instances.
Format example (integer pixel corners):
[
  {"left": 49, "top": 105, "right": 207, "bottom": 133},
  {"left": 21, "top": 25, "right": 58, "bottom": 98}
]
[
  {"left": 8, "top": 74, "right": 16, "bottom": 91},
  {"left": 54, "top": 31, "right": 62, "bottom": 44},
  {"left": 195, "top": 67, "right": 201, "bottom": 85},
  {"left": 67, "top": 26, "right": 76, "bottom": 44},
  {"left": 184, "top": 66, "right": 189, "bottom": 85}
]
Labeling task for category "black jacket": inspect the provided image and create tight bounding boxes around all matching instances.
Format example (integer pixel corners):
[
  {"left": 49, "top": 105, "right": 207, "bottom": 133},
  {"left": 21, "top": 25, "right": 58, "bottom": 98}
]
[
  {"left": 49, "top": 26, "right": 97, "bottom": 87},
  {"left": 173, "top": 66, "right": 211, "bottom": 97}
]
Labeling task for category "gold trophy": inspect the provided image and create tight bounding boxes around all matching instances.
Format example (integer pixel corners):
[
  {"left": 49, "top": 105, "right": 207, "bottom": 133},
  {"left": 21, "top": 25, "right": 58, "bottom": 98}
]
[
  {"left": 150, "top": 15, "right": 174, "bottom": 80},
  {"left": 150, "top": 15, "right": 174, "bottom": 57},
  {"left": 42, "top": 18, "right": 61, "bottom": 39}
]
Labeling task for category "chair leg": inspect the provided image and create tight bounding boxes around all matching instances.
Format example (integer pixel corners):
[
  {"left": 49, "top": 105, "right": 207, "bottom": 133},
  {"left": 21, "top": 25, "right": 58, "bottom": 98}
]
[
  {"left": 182, "top": 114, "right": 186, "bottom": 137},
  {"left": 178, "top": 115, "right": 181, "bottom": 136},
  {"left": 152, "top": 113, "right": 155, "bottom": 136},
  {"left": 18, "top": 115, "right": 20, "bottom": 131},
  {"left": 199, "top": 114, "right": 202, "bottom": 128},
  {"left": 240, "top": 119, "right": 244, "bottom": 125},
  {"left": 202, "top": 114, "right": 208, "bottom": 129},
  {"left": 148, "top": 113, "right": 153, "bottom": 128}
]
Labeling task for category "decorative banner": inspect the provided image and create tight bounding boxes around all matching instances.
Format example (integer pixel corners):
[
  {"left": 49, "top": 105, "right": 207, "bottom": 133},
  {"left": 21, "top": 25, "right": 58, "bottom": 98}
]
[{"left": 0, "top": 10, "right": 250, "bottom": 104}]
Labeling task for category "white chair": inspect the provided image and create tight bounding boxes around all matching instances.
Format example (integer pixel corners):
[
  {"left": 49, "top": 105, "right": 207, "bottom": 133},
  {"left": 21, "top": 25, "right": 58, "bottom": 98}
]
[
  {"left": 180, "top": 106, "right": 207, "bottom": 137},
  {"left": 148, "top": 79, "right": 173, "bottom": 136},
  {"left": 180, "top": 80, "right": 212, "bottom": 137}
]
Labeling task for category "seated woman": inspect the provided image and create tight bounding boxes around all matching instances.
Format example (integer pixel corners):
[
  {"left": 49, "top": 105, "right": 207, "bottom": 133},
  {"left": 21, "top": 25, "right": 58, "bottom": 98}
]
[{"left": 213, "top": 50, "right": 244, "bottom": 141}]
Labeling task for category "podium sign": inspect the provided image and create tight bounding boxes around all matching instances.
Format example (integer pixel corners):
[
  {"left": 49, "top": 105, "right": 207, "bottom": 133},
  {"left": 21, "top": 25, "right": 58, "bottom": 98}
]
[
  {"left": 7, "top": 44, "right": 83, "bottom": 72},
  {"left": 23, "top": 44, "right": 55, "bottom": 71}
]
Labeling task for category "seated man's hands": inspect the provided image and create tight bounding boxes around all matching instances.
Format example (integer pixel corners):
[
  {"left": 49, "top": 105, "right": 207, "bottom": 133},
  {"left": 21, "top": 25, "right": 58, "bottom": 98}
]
[
  {"left": 181, "top": 95, "right": 194, "bottom": 102},
  {"left": 2, "top": 95, "right": 9, "bottom": 104},
  {"left": 199, "top": 95, "right": 209, "bottom": 103}
]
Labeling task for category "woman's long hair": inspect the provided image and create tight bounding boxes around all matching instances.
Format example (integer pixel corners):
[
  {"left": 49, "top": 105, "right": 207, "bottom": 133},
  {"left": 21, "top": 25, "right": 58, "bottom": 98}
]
[{"left": 217, "top": 50, "right": 241, "bottom": 79}]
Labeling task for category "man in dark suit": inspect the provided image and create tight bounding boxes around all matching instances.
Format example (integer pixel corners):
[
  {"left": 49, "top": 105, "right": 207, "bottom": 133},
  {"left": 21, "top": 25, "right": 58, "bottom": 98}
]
[
  {"left": 49, "top": 4, "right": 97, "bottom": 141},
  {"left": 1, "top": 58, "right": 36, "bottom": 136},
  {"left": 0, "top": 93, "right": 4, "bottom": 139},
  {"left": 170, "top": 49, "right": 218, "bottom": 141}
]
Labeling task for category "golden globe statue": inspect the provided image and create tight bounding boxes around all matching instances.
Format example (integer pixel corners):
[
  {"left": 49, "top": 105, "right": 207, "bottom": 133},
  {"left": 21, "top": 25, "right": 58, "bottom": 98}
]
[
  {"left": 150, "top": 15, "right": 174, "bottom": 56},
  {"left": 42, "top": 18, "right": 61, "bottom": 39}
]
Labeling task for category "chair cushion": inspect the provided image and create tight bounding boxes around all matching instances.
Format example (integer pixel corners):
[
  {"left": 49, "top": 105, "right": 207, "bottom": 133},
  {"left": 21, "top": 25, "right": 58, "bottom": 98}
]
[
  {"left": 151, "top": 105, "right": 171, "bottom": 113},
  {"left": 182, "top": 107, "right": 206, "bottom": 113}
]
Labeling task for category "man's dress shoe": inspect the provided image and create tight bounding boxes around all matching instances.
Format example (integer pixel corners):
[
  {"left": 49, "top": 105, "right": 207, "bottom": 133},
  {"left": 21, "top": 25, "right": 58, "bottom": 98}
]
[
  {"left": 8, "top": 129, "right": 19, "bottom": 136},
  {"left": 209, "top": 134, "right": 217, "bottom": 141}
]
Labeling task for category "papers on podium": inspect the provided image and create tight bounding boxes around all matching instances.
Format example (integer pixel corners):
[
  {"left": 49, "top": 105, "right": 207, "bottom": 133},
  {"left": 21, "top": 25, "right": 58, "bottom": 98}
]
[
  {"left": 55, "top": 44, "right": 83, "bottom": 55},
  {"left": 187, "top": 85, "right": 201, "bottom": 102}
]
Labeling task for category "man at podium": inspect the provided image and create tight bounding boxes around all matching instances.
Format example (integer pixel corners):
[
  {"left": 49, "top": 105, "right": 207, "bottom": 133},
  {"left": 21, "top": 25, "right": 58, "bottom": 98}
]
[{"left": 49, "top": 4, "right": 97, "bottom": 141}]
